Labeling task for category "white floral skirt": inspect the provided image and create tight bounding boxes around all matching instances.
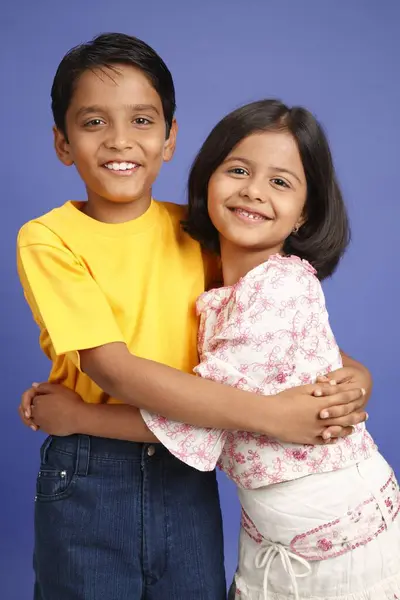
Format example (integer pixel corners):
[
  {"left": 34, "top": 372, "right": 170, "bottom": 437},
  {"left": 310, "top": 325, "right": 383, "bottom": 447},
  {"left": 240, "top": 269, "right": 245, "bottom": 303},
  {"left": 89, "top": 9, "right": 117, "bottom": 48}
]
[{"left": 231, "top": 452, "right": 400, "bottom": 599}]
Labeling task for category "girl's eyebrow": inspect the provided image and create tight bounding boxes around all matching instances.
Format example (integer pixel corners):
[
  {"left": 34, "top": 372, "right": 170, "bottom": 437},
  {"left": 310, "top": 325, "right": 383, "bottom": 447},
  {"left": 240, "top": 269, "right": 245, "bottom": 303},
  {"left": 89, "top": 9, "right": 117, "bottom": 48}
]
[
  {"left": 224, "top": 156, "right": 302, "bottom": 184},
  {"left": 269, "top": 166, "right": 302, "bottom": 184}
]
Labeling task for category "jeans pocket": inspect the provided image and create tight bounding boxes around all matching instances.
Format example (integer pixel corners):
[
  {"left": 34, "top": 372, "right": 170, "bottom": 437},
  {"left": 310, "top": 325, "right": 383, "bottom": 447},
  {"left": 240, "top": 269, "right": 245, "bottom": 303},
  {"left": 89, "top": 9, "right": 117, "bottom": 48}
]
[{"left": 35, "top": 440, "right": 77, "bottom": 502}]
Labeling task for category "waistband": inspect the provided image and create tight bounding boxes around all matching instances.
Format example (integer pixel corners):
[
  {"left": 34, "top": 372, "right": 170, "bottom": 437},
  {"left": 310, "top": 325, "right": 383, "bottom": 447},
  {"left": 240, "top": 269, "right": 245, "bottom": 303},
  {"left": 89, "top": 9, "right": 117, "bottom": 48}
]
[{"left": 42, "top": 434, "right": 166, "bottom": 461}]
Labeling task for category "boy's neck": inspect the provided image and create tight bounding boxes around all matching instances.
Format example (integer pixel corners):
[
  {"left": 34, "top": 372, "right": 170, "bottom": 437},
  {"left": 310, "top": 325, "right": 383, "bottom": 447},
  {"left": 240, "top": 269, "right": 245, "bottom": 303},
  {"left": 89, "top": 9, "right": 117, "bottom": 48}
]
[
  {"left": 220, "top": 239, "right": 283, "bottom": 287},
  {"left": 82, "top": 193, "right": 152, "bottom": 224}
]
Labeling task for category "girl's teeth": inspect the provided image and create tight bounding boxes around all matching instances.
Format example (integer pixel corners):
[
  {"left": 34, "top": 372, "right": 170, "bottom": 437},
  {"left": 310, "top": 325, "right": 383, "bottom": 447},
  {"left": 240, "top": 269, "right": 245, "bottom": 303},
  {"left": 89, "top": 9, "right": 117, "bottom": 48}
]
[{"left": 236, "top": 208, "right": 264, "bottom": 220}]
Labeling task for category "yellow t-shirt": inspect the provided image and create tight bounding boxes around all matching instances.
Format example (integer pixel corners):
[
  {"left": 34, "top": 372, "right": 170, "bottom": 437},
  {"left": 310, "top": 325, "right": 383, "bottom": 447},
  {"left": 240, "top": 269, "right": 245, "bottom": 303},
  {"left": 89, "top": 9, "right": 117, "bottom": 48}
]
[{"left": 17, "top": 199, "right": 215, "bottom": 404}]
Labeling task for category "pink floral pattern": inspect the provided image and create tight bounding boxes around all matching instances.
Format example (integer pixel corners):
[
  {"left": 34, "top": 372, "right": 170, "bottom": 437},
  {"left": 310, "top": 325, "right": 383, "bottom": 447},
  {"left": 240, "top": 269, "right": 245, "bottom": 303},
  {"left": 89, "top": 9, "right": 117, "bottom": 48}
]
[
  {"left": 239, "top": 470, "right": 400, "bottom": 562},
  {"left": 142, "top": 254, "right": 376, "bottom": 488}
]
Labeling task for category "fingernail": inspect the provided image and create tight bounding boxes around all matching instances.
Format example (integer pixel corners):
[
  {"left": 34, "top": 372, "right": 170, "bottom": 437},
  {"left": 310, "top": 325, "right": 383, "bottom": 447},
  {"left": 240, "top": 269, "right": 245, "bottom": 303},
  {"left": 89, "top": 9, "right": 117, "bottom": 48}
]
[
  {"left": 32, "top": 382, "right": 39, "bottom": 388},
  {"left": 314, "top": 389, "right": 322, "bottom": 397},
  {"left": 30, "top": 425, "right": 37, "bottom": 431},
  {"left": 329, "top": 380, "right": 337, "bottom": 386},
  {"left": 361, "top": 388, "right": 366, "bottom": 396},
  {"left": 320, "top": 410, "right": 329, "bottom": 419},
  {"left": 365, "top": 413, "right": 369, "bottom": 421},
  {"left": 322, "top": 431, "right": 331, "bottom": 440},
  {"left": 24, "top": 411, "right": 30, "bottom": 419}
]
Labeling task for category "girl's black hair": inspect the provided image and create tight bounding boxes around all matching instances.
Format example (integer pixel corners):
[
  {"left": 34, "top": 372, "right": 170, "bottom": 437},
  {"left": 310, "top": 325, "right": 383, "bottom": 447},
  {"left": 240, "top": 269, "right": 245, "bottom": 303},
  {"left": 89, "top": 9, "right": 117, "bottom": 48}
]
[{"left": 183, "top": 99, "right": 350, "bottom": 280}]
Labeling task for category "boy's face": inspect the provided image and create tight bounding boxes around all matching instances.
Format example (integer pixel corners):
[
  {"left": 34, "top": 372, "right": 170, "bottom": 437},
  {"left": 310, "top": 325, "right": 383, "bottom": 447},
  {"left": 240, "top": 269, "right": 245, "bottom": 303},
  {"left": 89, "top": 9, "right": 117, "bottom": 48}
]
[{"left": 54, "top": 64, "right": 176, "bottom": 209}]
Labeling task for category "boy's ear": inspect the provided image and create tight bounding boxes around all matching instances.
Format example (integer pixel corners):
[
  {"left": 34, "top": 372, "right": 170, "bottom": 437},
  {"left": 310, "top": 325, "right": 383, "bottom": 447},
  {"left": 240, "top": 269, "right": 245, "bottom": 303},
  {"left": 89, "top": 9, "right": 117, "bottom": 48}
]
[
  {"left": 53, "top": 126, "right": 74, "bottom": 166},
  {"left": 163, "top": 119, "right": 178, "bottom": 163}
]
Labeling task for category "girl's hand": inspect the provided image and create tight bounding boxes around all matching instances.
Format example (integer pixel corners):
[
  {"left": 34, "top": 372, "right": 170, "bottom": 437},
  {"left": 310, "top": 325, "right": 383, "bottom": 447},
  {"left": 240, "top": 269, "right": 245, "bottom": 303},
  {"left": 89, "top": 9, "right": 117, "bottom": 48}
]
[
  {"left": 19, "top": 383, "right": 85, "bottom": 437},
  {"left": 18, "top": 388, "right": 39, "bottom": 431},
  {"left": 315, "top": 371, "right": 369, "bottom": 442},
  {"left": 19, "top": 384, "right": 41, "bottom": 431},
  {"left": 317, "top": 365, "right": 372, "bottom": 407},
  {"left": 273, "top": 382, "right": 367, "bottom": 445}
]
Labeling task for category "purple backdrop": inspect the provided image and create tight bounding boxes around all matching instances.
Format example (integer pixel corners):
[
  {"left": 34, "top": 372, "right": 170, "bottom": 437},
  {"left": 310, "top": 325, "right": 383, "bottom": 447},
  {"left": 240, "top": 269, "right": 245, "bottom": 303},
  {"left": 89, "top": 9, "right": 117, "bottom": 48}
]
[{"left": 1, "top": 1, "right": 399, "bottom": 596}]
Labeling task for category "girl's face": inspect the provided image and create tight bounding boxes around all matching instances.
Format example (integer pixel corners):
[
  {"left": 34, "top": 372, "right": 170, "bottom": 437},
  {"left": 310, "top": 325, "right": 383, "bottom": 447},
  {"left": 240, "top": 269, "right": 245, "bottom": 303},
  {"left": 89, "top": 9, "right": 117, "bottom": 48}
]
[{"left": 207, "top": 130, "right": 307, "bottom": 255}]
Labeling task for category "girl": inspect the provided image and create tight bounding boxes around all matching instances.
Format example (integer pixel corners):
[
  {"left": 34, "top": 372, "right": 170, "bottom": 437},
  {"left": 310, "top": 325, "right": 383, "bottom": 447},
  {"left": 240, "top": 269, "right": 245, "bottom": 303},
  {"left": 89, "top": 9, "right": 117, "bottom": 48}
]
[{"left": 140, "top": 100, "right": 400, "bottom": 599}]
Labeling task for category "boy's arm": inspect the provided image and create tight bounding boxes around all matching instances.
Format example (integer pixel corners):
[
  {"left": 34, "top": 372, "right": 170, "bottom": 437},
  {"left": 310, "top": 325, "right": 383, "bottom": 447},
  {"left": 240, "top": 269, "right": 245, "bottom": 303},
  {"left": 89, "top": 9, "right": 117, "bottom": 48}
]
[
  {"left": 79, "top": 342, "right": 365, "bottom": 445},
  {"left": 340, "top": 350, "right": 371, "bottom": 381}
]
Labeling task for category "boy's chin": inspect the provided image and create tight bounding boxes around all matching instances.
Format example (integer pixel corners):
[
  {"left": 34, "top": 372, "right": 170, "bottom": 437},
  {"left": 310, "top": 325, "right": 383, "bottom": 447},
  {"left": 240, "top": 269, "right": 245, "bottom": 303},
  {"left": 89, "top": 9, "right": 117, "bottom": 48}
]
[
  {"left": 106, "top": 195, "right": 143, "bottom": 205},
  {"left": 97, "top": 188, "right": 150, "bottom": 205},
  {"left": 86, "top": 181, "right": 152, "bottom": 206}
]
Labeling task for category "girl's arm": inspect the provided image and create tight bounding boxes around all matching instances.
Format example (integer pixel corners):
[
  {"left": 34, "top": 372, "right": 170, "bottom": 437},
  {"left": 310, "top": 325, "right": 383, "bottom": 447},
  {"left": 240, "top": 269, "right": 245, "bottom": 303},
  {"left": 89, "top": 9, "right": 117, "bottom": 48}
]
[{"left": 21, "top": 384, "right": 157, "bottom": 442}]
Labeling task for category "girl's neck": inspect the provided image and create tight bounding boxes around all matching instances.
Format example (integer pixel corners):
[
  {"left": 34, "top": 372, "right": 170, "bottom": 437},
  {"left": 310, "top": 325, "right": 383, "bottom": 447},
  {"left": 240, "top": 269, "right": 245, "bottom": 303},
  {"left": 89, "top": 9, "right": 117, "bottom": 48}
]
[{"left": 220, "top": 239, "right": 283, "bottom": 287}]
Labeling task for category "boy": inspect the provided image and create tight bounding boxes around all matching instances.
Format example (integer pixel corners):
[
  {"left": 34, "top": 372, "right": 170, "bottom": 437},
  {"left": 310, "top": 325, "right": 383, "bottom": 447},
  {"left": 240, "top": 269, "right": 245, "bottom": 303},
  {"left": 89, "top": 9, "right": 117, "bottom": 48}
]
[{"left": 17, "top": 33, "right": 369, "bottom": 600}]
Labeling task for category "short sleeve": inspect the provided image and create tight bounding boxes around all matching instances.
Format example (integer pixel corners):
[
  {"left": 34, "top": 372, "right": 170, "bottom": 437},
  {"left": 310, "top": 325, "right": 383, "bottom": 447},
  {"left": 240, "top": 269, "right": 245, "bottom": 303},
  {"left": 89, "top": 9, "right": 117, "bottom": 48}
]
[
  {"left": 140, "top": 410, "right": 226, "bottom": 471},
  {"left": 17, "top": 222, "right": 125, "bottom": 366}
]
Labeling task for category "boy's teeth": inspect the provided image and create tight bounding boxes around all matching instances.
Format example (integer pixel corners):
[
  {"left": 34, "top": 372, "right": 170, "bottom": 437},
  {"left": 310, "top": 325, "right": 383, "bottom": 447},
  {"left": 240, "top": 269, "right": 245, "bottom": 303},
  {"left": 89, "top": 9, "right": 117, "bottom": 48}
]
[{"left": 105, "top": 162, "right": 135, "bottom": 171}]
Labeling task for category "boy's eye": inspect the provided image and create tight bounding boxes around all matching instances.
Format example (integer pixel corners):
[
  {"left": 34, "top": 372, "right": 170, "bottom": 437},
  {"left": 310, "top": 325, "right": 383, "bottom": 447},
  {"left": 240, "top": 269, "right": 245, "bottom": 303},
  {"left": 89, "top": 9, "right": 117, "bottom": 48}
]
[
  {"left": 134, "top": 117, "right": 152, "bottom": 126},
  {"left": 84, "top": 118, "right": 105, "bottom": 127},
  {"left": 228, "top": 167, "right": 248, "bottom": 176},
  {"left": 271, "top": 178, "right": 289, "bottom": 188}
]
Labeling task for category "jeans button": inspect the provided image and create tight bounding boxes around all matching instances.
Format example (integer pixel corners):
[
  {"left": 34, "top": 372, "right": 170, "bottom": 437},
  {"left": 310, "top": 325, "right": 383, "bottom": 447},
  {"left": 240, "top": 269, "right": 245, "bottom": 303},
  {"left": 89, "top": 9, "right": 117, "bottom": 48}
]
[{"left": 147, "top": 445, "right": 156, "bottom": 457}]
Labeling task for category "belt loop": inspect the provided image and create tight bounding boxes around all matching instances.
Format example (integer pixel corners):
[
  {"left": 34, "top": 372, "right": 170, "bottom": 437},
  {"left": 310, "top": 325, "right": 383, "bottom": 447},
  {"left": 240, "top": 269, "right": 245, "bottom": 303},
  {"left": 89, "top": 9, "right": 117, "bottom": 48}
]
[
  {"left": 75, "top": 435, "right": 90, "bottom": 476},
  {"left": 41, "top": 435, "right": 53, "bottom": 464}
]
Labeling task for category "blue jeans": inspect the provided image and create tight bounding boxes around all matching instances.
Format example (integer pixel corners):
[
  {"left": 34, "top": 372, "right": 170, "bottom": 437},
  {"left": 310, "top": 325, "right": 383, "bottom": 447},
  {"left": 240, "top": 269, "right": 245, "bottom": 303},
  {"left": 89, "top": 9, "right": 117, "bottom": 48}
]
[{"left": 33, "top": 435, "right": 226, "bottom": 600}]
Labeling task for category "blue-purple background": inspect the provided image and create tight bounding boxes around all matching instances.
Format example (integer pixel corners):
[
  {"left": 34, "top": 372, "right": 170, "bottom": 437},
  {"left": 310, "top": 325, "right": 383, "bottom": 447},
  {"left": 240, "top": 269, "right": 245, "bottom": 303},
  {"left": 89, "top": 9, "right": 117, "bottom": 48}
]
[{"left": 1, "top": 1, "right": 399, "bottom": 596}]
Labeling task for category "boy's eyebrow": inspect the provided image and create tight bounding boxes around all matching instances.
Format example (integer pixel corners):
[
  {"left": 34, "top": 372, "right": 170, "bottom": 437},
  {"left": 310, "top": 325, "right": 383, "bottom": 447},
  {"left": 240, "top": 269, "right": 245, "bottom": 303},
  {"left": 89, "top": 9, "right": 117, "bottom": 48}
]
[
  {"left": 75, "top": 104, "right": 161, "bottom": 118},
  {"left": 224, "top": 156, "right": 302, "bottom": 184}
]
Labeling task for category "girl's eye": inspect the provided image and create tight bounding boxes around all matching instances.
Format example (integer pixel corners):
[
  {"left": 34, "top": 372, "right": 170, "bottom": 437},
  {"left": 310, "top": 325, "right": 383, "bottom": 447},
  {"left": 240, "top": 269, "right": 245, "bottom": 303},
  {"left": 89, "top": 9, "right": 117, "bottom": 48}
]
[
  {"left": 228, "top": 167, "right": 248, "bottom": 176},
  {"left": 271, "top": 178, "right": 289, "bottom": 188},
  {"left": 84, "top": 118, "right": 105, "bottom": 127},
  {"left": 134, "top": 117, "right": 152, "bottom": 126}
]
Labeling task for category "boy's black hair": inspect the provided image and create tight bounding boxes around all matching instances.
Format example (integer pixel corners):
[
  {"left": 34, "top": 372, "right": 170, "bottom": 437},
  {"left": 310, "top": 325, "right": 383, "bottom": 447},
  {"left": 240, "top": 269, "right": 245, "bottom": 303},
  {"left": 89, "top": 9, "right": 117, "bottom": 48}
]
[
  {"left": 51, "top": 32, "right": 176, "bottom": 138},
  {"left": 183, "top": 99, "right": 350, "bottom": 280}
]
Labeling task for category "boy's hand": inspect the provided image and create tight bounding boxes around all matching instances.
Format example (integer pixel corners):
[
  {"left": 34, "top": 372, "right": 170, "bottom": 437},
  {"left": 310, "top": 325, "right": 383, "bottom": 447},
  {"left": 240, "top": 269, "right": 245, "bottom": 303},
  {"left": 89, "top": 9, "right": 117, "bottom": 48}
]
[
  {"left": 272, "top": 383, "right": 366, "bottom": 445},
  {"left": 19, "top": 383, "right": 85, "bottom": 436}
]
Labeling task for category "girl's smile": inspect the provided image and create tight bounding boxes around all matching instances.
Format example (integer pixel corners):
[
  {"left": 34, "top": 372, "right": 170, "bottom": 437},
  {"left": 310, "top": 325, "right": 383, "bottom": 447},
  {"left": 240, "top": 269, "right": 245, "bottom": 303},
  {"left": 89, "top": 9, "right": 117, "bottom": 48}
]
[{"left": 207, "top": 130, "right": 307, "bottom": 284}]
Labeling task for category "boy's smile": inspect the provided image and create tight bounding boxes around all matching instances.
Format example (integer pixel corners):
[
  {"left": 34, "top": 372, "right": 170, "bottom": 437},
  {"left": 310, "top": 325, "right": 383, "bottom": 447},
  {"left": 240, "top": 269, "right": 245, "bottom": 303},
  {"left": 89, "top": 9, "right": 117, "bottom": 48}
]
[
  {"left": 103, "top": 160, "right": 141, "bottom": 174},
  {"left": 54, "top": 64, "right": 177, "bottom": 222}
]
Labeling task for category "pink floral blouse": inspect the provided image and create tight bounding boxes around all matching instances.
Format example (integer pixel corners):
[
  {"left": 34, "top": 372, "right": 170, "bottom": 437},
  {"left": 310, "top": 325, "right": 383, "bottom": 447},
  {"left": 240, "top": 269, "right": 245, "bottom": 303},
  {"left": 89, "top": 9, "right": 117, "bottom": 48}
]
[{"left": 141, "top": 254, "right": 375, "bottom": 488}]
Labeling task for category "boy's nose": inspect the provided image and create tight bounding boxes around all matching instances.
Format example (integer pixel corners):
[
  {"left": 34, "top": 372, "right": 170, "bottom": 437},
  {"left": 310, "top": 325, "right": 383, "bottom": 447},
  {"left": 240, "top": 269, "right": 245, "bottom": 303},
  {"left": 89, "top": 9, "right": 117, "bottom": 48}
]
[{"left": 104, "top": 127, "right": 133, "bottom": 151}]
